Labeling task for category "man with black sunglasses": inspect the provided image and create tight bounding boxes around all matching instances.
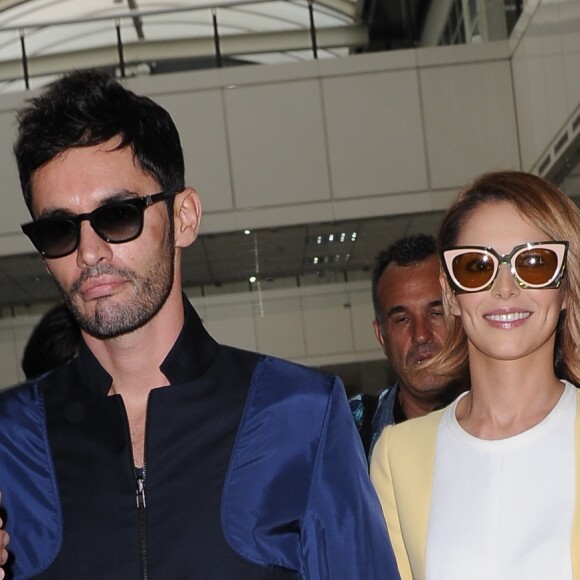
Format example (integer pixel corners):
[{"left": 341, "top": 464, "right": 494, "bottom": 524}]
[{"left": 0, "top": 70, "right": 398, "bottom": 580}]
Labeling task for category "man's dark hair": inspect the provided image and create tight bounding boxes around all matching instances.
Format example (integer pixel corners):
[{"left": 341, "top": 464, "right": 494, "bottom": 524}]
[
  {"left": 14, "top": 69, "right": 185, "bottom": 212},
  {"left": 371, "top": 233, "right": 437, "bottom": 323},
  {"left": 22, "top": 303, "right": 81, "bottom": 379}
]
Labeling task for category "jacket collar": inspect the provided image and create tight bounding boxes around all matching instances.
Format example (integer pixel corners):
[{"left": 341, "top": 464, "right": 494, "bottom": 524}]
[{"left": 77, "top": 294, "right": 219, "bottom": 396}]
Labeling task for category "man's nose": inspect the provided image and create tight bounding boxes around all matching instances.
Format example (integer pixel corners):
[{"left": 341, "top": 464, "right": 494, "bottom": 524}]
[
  {"left": 76, "top": 221, "right": 113, "bottom": 268},
  {"left": 412, "top": 318, "right": 434, "bottom": 345}
]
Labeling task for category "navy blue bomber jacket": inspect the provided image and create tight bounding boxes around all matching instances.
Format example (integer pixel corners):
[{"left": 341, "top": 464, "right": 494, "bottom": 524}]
[{"left": 0, "top": 297, "right": 399, "bottom": 580}]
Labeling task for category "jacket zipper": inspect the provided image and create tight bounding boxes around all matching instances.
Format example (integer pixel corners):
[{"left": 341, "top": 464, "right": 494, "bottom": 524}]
[
  {"left": 120, "top": 390, "right": 151, "bottom": 580},
  {"left": 136, "top": 466, "right": 148, "bottom": 580}
]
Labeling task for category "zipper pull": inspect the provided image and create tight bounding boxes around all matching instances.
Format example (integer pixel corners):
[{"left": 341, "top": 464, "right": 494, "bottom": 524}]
[{"left": 136, "top": 472, "right": 147, "bottom": 509}]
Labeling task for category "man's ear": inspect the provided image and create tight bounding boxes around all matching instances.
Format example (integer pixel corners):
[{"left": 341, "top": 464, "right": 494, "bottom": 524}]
[
  {"left": 440, "top": 271, "right": 461, "bottom": 317},
  {"left": 173, "top": 188, "right": 202, "bottom": 249},
  {"left": 372, "top": 320, "right": 387, "bottom": 355}
]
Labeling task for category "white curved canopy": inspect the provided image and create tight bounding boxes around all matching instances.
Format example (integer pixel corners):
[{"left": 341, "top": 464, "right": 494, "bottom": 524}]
[{"left": 0, "top": 0, "right": 365, "bottom": 91}]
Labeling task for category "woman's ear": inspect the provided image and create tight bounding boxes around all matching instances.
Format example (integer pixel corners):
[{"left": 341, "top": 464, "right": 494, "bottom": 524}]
[
  {"left": 440, "top": 270, "right": 461, "bottom": 317},
  {"left": 173, "top": 188, "right": 202, "bottom": 249}
]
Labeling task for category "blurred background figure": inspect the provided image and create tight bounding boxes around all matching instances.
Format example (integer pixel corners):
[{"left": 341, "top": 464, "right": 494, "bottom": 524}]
[
  {"left": 351, "top": 234, "right": 465, "bottom": 458},
  {"left": 21, "top": 303, "right": 80, "bottom": 379}
]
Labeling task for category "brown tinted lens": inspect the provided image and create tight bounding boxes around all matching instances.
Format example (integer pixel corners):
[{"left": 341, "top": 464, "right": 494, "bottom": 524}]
[
  {"left": 514, "top": 248, "right": 558, "bottom": 285},
  {"left": 452, "top": 252, "right": 495, "bottom": 289}
]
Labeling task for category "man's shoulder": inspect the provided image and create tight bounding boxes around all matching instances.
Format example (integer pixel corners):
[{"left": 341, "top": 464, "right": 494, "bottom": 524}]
[
  {"left": 350, "top": 385, "right": 395, "bottom": 423},
  {"left": 252, "top": 354, "right": 339, "bottom": 396},
  {"left": 350, "top": 385, "right": 393, "bottom": 408},
  {"left": 378, "top": 384, "right": 395, "bottom": 401},
  {"left": 216, "top": 343, "right": 338, "bottom": 391},
  {"left": 0, "top": 380, "right": 49, "bottom": 443},
  {"left": 0, "top": 378, "right": 40, "bottom": 407}
]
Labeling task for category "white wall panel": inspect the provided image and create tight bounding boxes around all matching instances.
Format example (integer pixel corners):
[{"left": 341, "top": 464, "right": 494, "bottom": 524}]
[
  {"left": 254, "top": 297, "right": 306, "bottom": 359},
  {"left": 202, "top": 301, "right": 257, "bottom": 352},
  {"left": 156, "top": 90, "right": 234, "bottom": 213},
  {"left": 12, "top": 322, "right": 30, "bottom": 384},
  {"left": 332, "top": 188, "right": 457, "bottom": 222},
  {"left": 301, "top": 292, "right": 354, "bottom": 356},
  {"left": 349, "top": 289, "right": 378, "bottom": 353},
  {"left": 224, "top": 79, "right": 331, "bottom": 209},
  {"left": 421, "top": 60, "right": 520, "bottom": 188},
  {"left": 0, "top": 320, "right": 28, "bottom": 389},
  {"left": 0, "top": 108, "right": 30, "bottom": 252},
  {"left": 0, "top": 331, "right": 19, "bottom": 388},
  {"left": 322, "top": 68, "right": 428, "bottom": 199}
]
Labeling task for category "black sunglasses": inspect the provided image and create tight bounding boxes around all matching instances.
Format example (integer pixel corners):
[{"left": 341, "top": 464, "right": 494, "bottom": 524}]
[{"left": 21, "top": 191, "right": 177, "bottom": 259}]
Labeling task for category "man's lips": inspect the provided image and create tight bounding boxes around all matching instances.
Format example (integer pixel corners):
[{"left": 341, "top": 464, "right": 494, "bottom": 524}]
[
  {"left": 78, "top": 276, "right": 127, "bottom": 299},
  {"left": 409, "top": 352, "right": 436, "bottom": 366}
]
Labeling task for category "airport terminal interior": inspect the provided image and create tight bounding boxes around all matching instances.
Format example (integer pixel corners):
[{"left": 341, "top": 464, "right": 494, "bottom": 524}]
[{"left": 0, "top": 0, "right": 578, "bottom": 393}]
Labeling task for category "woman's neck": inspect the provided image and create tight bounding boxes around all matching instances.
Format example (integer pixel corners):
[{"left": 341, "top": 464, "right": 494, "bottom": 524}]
[{"left": 456, "top": 347, "right": 564, "bottom": 439}]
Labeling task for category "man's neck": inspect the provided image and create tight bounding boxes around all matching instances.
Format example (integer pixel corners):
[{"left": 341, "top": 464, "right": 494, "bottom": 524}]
[
  {"left": 397, "top": 388, "right": 440, "bottom": 421},
  {"left": 397, "top": 378, "right": 467, "bottom": 422},
  {"left": 83, "top": 291, "right": 185, "bottom": 397},
  {"left": 392, "top": 390, "right": 408, "bottom": 424}
]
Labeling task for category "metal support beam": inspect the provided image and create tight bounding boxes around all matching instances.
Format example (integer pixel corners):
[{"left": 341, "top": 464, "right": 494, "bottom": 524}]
[
  {"left": 211, "top": 8, "right": 223, "bottom": 68},
  {"left": 18, "top": 29, "right": 29, "bottom": 90},
  {"left": 115, "top": 20, "right": 126, "bottom": 78},
  {"left": 308, "top": 0, "right": 318, "bottom": 59},
  {"left": 0, "top": 25, "right": 369, "bottom": 84}
]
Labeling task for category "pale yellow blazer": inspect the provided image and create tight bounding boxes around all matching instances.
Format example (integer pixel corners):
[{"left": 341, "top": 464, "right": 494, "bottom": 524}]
[{"left": 370, "top": 391, "right": 580, "bottom": 580}]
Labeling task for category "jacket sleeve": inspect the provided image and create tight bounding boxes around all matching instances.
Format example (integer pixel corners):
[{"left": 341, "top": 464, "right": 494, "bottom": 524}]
[
  {"left": 0, "top": 382, "right": 62, "bottom": 580},
  {"left": 300, "top": 378, "right": 400, "bottom": 580}
]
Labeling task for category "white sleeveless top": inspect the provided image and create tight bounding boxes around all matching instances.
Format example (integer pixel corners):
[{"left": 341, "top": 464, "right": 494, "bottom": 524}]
[{"left": 426, "top": 381, "right": 576, "bottom": 580}]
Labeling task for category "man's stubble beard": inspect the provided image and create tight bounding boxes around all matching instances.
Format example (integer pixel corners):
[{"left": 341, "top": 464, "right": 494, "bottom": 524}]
[{"left": 55, "top": 222, "right": 176, "bottom": 340}]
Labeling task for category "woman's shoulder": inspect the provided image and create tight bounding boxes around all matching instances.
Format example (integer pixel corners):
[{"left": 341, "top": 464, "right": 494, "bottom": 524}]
[
  {"left": 373, "top": 407, "right": 447, "bottom": 473},
  {"left": 392, "top": 406, "right": 447, "bottom": 438}
]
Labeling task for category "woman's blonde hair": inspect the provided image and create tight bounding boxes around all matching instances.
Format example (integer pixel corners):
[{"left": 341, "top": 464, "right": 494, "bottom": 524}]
[{"left": 433, "top": 170, "right": 580, "bottom": 385}]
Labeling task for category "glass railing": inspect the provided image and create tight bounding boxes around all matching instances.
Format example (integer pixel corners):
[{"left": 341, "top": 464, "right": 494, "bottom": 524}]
[{"left": 0, "top": 0, "right": 363, "bottom": 93}]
